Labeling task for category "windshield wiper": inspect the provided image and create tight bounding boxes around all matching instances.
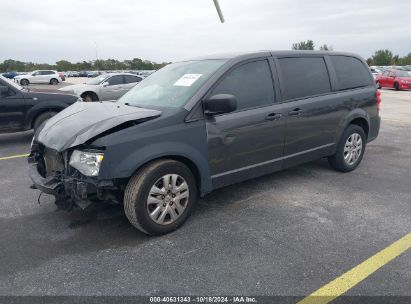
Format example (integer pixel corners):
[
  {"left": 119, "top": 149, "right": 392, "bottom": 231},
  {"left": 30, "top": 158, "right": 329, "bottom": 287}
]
[{"left": 124, "top": 103, "right": 143, "bottom": 108}]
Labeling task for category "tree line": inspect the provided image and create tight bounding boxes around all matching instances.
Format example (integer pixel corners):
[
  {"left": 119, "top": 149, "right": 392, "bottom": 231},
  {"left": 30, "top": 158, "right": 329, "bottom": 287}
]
[
  {"left": 0, "top": 58, "right": 170, "bottom": 73},
  {"left": 292, "top": 40, "right": 411, "bottom": 66}
]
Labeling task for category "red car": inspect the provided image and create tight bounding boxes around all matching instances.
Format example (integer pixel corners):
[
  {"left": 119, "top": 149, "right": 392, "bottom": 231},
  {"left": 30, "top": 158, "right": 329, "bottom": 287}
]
[
  {"left": 376, "top": 69, "right": 411, "bottom": 90},
  {"left": 58, "top": 72, "right": 66, "bottom": 81}
]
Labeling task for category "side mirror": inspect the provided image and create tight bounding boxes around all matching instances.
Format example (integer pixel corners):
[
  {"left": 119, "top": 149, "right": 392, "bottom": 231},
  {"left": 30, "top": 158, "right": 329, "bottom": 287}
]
[
  {"left": 204, "top": 94, "right": 237, "bottom": 115},
  {"left": 0, "top": 85, "right": 9, "bottom": 96},
  {"left": 102, "top": 81, "right": 109, "bottom": 87}
]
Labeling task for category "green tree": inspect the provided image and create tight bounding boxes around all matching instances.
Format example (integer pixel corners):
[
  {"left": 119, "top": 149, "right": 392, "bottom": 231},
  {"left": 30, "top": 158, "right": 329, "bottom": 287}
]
[
  {"left": 56, "top": 60, "right": 73, "bottom": 71},
  {"left": 372, "top": 50, "right": 394, "bottom": 66},
  {"left": 319, "top": 44, "right": 333, "bottom": 51},
  {"left": 292, "top": 40, "right": 315, "bottom": 50}
]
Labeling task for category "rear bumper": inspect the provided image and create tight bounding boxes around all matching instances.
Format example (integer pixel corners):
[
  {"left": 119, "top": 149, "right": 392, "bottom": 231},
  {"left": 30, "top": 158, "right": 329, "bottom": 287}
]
[{"left": 368, "top": 115, "right": 381, "bottom": 143}]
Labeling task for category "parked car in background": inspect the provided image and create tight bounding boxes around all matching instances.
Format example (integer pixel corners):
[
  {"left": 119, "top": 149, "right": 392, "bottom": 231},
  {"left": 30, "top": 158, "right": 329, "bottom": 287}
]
[
  {"left": 59, "top": 73, "right": 143, "bottom": 101},
  {"left": 2, "top": 71, "right": 19, "bottom": 79},
  {"left": 370, "top": 67, "right": 382, "bottom": 80},
  {"left": 14, "top": 70, "right": 62, "bottom": 86},
  {"left": 67, "top": 71, "right": 79, "bottom": 77},
  {"left": 87, "top": 71, "right": 101, "bottom": 78},
  {"left": 78, "top": 71, "right": 89, "bottom": 77},
  {"left": 0, "top": 75, "right": 80, "bottom": 132},
  {"left": 29, "top": 51, "right": 380, "bottom": 235},
  {"left": 376, "top": 69, "right": 411, "bottom": 90}
]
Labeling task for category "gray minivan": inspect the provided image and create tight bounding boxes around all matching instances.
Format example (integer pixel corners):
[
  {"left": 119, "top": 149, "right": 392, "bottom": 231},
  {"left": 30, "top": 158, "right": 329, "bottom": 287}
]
[{"left": 29, "top": 51, "right": 381, "bottom": 235}]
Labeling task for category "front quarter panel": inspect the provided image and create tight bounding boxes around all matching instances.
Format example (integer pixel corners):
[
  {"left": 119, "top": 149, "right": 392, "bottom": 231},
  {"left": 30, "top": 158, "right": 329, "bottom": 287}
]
[{"left": 94, "top": 111, "right": 212, "bottom": 195}]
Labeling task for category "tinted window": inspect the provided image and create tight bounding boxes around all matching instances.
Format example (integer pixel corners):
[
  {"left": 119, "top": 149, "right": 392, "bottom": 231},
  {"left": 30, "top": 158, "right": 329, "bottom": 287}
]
[
  {"left": 278, "top": 57, "right": 331, "bottom": 100},
  {"left": 107, "top": 75, "right": 125, "bottom": 86},
  {"left": 331, "top": 56, "right": 373, "bottom": 90},
  {"left": 211, "top": 60, "right": 275, "bottom": 111},
  {"left": 124, "top": 75, "right": 141, "bottom": 83}
]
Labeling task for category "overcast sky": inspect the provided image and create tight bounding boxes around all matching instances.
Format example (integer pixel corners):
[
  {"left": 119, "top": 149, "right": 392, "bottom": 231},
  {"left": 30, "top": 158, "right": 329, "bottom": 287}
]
[{"left": 1, "top": 0, "right": 410, "bottom": 64}]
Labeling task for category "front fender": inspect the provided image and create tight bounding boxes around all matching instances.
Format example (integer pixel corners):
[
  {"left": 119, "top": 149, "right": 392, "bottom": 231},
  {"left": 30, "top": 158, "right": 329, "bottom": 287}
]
[{"left": 100, "top": 142, "right": 212, "bottom": 195}]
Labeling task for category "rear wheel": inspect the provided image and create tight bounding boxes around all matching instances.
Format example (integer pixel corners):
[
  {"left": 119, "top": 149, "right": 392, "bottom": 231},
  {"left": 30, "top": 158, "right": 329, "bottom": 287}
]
[
  {"left": 124, "top": 159, "right": 197, "bottom": 235},
  {"left": 328, "top": 125, "right": 366, "bottom": 172},
  {"left": 33, "top": 111, "right": 58, "bottom": 131},
  {"left": 50, "top": 78, "right": 58, "bottom": 85},
  {"left": 20, "top": 79, "right": 29, "bottom": 86},
  {"left": 82, "top": 92, "right": 98, "bottom": 102}
]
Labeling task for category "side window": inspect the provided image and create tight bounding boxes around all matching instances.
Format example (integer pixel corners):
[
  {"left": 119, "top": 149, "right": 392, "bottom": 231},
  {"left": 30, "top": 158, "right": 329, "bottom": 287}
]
[
  {"left": 124, "top": 75, "right": 142, "bottom": 83},
  {"left": 278, "top": 57, "right": 331, "bottom": 100},
  {"left": 389, "top": 72, "right": 396, "bottom": 77},
  {"left": 331, "top": 56, "right": 373, "bottom": 90},
  {"left": 211, "top": 60, "right": 275, "bottom": 111},
  {"left": 382, "top": 71, "right": 389, "bottom": 76},
  {"left": 107, "top": 75, "right": 124, "bottom": 86}
]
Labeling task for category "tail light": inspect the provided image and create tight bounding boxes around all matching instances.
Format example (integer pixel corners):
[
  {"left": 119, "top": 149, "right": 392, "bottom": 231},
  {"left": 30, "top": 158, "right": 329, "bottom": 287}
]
[{"left": 376, "top": 90, "right": 381, "bottom": 111}]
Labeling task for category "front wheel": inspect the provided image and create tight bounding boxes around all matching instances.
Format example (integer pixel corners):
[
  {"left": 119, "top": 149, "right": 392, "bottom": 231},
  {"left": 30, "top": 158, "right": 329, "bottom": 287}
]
[
  {"left": 394, "top": 82, "right": 400, "bottom": 91},
  {"left": 50, "top": 78, "right": 58, "bottom": 85},
  {"left": 124, "top": 159, "right": 197, "bottom": 235},
  {"left": 20, "top": 79, "right": 29, "bottom": 86},
  {"left": 33, "top": 111, "right": 58, "bottom": 131},
  {"left": 328, "top": 125, "right": 366, "bottom": 172}
]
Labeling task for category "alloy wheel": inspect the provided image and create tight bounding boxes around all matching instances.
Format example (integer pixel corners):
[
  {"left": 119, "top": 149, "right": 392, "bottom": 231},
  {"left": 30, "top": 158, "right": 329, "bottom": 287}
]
[
  {"left": 344, "top": 133, "right": 363, "bottom": 166},
  {"left": 146, "top": 174, "right": 189, "bottom": 225}
]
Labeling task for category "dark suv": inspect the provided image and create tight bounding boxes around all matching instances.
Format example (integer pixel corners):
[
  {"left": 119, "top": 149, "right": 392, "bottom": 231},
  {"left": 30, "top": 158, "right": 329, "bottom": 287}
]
[
  {"left": 29, "top": 51, "right": 381, "bottom": 235},
  {"left": 0, "top": 75, "right": 80, "bottom": 132}
]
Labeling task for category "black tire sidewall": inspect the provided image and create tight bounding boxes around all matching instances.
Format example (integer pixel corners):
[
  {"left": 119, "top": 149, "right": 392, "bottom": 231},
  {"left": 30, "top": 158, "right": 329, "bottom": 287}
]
[
  {"left": 335, "top": 125, "right": 366, "bottom": 172},
  {"left": 50, "top": 78, "right": 58, "bottom": 85},
  {"left": 33, "top": 112, "right": 57, "bottom": 131},
  {"left": 21, "top": 79, "right": 29, "bottom": 86},
  {"left": 126, "top": 161, "right": 197, "bottom": 235}
]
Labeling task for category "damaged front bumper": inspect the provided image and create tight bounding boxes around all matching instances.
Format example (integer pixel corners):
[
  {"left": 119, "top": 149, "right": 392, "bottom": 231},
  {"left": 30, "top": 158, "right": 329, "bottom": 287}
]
[{"left": 28, "top": 148, "right": 121, "bottom": 210}]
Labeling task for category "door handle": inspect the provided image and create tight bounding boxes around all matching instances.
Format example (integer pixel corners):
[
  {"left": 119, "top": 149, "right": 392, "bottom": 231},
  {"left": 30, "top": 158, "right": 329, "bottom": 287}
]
[
  {"left": 288, "top": 108, "right": 302, "bottom": 117},
  {"left": 265, "top": 113, "right": 282, "bottom": 121}
]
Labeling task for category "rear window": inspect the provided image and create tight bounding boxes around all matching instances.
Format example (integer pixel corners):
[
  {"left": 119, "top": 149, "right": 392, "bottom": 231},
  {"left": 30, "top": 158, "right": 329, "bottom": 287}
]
[
  {"left": 331, "top": 56, "right": 373, "bottom": 90},
  {"left": 278, "top": 57, "right": 331, "bottom": 100}
]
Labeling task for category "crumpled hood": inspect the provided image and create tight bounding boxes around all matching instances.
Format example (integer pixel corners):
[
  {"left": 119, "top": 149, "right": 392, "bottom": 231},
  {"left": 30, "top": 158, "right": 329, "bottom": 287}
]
[{"left": 36, "top": 102, "right": 161, "bottom": 152}]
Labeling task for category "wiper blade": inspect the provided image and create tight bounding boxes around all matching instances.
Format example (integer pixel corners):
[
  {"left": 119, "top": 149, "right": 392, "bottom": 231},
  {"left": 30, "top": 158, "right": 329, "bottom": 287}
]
[{"left": 124, "top": 103, "right": 142, "bottom": 108}]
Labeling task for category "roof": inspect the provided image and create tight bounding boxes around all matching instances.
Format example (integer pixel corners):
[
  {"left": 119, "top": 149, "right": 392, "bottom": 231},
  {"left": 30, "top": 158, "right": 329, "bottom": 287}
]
[{"left": 188, "top": 50, "right": 364, "bottom": 61}]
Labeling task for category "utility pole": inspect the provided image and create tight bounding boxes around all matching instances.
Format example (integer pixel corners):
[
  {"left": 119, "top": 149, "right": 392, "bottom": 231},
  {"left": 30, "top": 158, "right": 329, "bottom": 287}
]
[{"left": 213, "top": 0, "right": 225, "bottom": 23}]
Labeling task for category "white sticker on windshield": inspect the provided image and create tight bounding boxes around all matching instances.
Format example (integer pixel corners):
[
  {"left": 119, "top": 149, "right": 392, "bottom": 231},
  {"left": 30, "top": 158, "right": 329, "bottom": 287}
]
[{"left": 174, "top": 74, "right": 202, "bottom": 87}]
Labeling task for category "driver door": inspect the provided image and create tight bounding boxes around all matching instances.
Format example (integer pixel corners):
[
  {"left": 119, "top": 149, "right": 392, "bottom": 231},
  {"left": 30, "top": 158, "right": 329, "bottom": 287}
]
[
  {"left": 101, "top": 75, "right": 127, "bottom": 101},
  {"left": 205, "top": 59, "right": 286, "bottom": 189},
  {"left": 0, "top": 80, "right": 26, "bottom": 132}
]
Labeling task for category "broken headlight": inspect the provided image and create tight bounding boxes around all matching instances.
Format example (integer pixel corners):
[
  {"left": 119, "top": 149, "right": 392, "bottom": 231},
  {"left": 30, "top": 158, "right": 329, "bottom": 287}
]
[{"left": 69, "top": 150, "right": 104, "bottom": 177}]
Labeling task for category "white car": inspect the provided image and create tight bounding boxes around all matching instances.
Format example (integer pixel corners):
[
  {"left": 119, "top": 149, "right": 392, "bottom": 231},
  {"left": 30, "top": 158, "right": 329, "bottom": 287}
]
[
  {"left": 14, "top": 70, "right": 62, "bottom": 86},
  {"left": 59, "top": 73, "right": 142, "bottom": 101}
]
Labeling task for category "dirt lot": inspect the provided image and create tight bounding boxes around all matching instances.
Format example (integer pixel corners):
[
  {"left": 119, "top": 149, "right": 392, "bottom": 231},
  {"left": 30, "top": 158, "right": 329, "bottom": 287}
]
[{"left": 0, "top": 89, "right": 410, "bottom": 299}]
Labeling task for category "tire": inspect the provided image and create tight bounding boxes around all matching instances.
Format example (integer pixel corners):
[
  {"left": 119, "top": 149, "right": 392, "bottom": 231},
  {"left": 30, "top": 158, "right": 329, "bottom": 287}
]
[
  {"left": 33, "top": 111, "right": 58, "bottom": 131},
  {"left": 376, "top": 81, "right": 381, "bottom": 89},
  {"left": 20, "top": 79, "right": 29, "bottom": 86},
  {"left": 50, "top": 78, "right": 58, "bottom": 85},
  {"left": 124, "top": 159, "right": 197, "bottom": 235},
  {"left": 394, "top": 82, "right": 400, "bottom": 91},
  {"left": 328, "top": 124, "right": 366, "bottom": 172},
  {"left": 82, "top": 92, "right": 98, "bottom": 102}
]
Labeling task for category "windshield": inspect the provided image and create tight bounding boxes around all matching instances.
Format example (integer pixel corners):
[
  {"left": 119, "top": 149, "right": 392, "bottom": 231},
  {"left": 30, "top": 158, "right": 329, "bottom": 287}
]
[
  {"left": 118, "top": 60, "right": 227, "bottom": 108},
  {"left": 0, "top": 75, "right": 23, "bottom": 90},
  {"left": 86, "top": 75, "right": 109, "bottom": 85},
  {"left": 395, "top": 70, "right": 411, "bottom": 77}
]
